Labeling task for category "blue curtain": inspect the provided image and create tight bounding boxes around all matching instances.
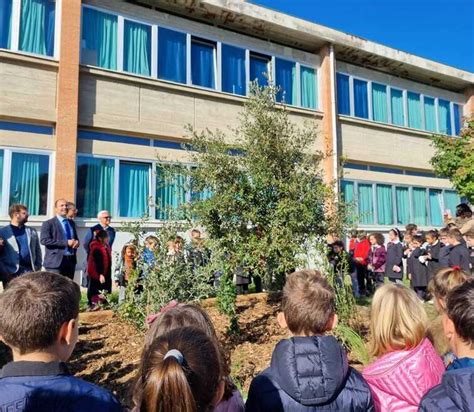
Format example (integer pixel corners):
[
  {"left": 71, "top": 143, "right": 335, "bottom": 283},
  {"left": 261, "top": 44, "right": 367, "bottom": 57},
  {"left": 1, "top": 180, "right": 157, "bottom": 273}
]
[
  {"left": 191, "top": 40, "right": 215, "bottom": 88},
  {"left": 376, "top": 184, "right": 393, "bottom": 225},
  {"left": 10, "top": 153, "right": 48, "bottom": 215},
  {"left": 407, "top": 92, "right": 422, "bottom": 129},
  {"left": 222, "top": 44, "right": 246, "bottom": 96},
  {"left": 424, "top": 97, "right": 437, "bottom": 132},
  {"left": 412, "top": 187, "right": 427, "bottom": 226},
  {"left": 0, "top": 150, "right": 3, "bottom": 201},
  {"left": 301, "top": 66, "right": 317, "bottom": 109},
  {"left": 438, "top": 99, "right": 451, "bottom": 135},
  {"left": 76, "top": 156, "right": 115, "bottom": 218},
  {"left": 119, "top": 162, "right": 150, "bottom": 218},
  {"left": 249, "top": 55, "right": 269, "bottom": 87},
  {"left": 81, "top": 7, "right": 117, "bottom": 70},
  {"left": 443, "top": 191, "right": 459, "bottom": 216},
  {"left": 358, "top": 183, "right": 374, "bottom": 224},
  {"left": 0, "top": 0, "right": 12, "bottom": 49},
  {"left": 275, "top": 58, "right": 296, "bottom": 105},
  {"left": 156, "top": 166, "right": 186, "bottom": 220},
  {"left": 353, "top": 79, "right": 368, "bottom": 119},
  {"left": 429, "top": 189, "right": 443, "bottom": 226},
  {"left": 391, "top": 89, "right": 405, "bottom": 126},
  {"left": 395, "top": 186, "right": 410, "bottom": 225},
  {"left": 336, "top": 73, "right": 350, "bottom": 115},
  {"left": 124, "top": 20, "right": 151, "bottom": 76},
  {"left": 19, "top": 0, "right": 55, "bottom": 56},
  {"left": 372, "top": 83, "right": 387, "bottom": 123},
  {"left": 453, "top": 103, "right": 462, "bottom": 136},
  {"left": 158, "top": 27, "right": 186, "bottom": 83}
]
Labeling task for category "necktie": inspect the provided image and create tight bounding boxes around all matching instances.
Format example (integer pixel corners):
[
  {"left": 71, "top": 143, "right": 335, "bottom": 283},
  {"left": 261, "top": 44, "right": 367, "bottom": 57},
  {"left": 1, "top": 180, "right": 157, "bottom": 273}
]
[{"left": 63, "top": 219, "right": 73, "bottom": 253}]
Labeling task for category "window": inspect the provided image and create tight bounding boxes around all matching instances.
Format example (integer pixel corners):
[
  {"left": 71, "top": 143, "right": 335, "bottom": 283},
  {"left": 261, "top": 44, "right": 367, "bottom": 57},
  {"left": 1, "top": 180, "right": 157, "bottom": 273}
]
[
  {"left": 249, "top": 53, "right": 270, "bottom": 87},
  {"left": 341, "top": 180, "right": 355, "bottom": 223},
  {"left": 124, "top": 20, "right": 151, "bottom": 76},
  {"left": 76, "top": 156, "right": 115, "bottom": 218},
  {"left": 358, "top": 183, "right": 374, "bottom": 224},
  {"left": 337, "top": 73, "right": 350, "bottom": 115},
  {"left": 429, "top": 189, "right": 443, "bottom": 226},
  {"left": 376, "top": 184, "right": 393, "bottom": 225},
  {"left": 221, "top": 44, "right": 246, "bottom": 96},
  {"left": 353, "top": 79, "right": 368, "bottom": 119},
  {"left": 300, "top": 66, "right": 317, "bottom": 109},
  {"left": 0, "top": 149, "right": 3, "bottom": 201},
  {"left": 395, "top": 187, "right": 410, "bottom": 225},
  {"left": 119, "top": 161, "right": 150, "bottom": 218},
  {"left": 390, "top": 88, "right": 404, "bottom": 126},
  {"left": 443, "top": 191, "right": 459, "bottom": 216},
  {"left": 158, "top": 27, "right": 186, "bottom": 84},
  {"left": 81, "top": 7, "right": 117, "bottom": 70},
  {"left": 9, "top": 152, "right": 49, "bottom": 215},
  {"left": 453, "top": 103, "right": 462, "bottom": 136},
  {"left": 372, "top": 83, "right": 388, "bottom": 123},
  {"left": 155, "top": 165, "right": 186, "bottom": 220},
  {"left": 275, "top": 58, "right": 296, "bottom": 105},
  {"left": 0, "top": 0, "right": 12, "bottom": 49},
  {"left": 412, "top": 187, "right": 427, "bottom": 226},
  {"left": 407, "top": 92, "right": 422, "bottom": 129},
  {"left": 438, "top": 99, "right": 451, "bottom": 135},
  {"left": 424, "top": 96, "right": 437, "bottom": 132},
  {"left": 191, "top": 38, "right": 216, "bottom": 89}
]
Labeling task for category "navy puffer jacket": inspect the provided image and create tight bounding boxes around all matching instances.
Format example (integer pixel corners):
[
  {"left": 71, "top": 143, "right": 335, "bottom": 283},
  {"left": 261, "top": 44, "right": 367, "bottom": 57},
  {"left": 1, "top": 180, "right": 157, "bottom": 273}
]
[
  {"left": 245, "top": 335, "right": 374, "bottom": 411},
  {"left": 419, "top": 366, "right": 474, "bottom": 411}
]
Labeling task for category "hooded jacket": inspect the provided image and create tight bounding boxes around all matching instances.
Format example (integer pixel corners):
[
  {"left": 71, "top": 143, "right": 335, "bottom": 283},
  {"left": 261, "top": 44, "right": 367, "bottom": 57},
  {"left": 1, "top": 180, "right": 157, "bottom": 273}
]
[
  {"left": 362, "top": 338, "right": 444, "bottom": 411},
  {"left": 245, "top": 335, "right": 374, "bottom": 411}
]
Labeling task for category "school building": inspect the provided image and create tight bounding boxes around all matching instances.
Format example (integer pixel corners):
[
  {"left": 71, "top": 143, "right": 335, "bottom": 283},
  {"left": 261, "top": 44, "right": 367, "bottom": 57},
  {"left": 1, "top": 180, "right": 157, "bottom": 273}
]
[{"left": 0, "top": 0, "right": 473, "bottom": 263}]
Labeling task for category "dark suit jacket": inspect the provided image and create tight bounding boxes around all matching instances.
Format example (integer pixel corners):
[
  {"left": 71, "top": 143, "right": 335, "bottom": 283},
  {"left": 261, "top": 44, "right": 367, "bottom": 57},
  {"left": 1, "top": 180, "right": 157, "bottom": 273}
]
[{"left": 40, "top": 217, "right": 79, "bottom": 269}]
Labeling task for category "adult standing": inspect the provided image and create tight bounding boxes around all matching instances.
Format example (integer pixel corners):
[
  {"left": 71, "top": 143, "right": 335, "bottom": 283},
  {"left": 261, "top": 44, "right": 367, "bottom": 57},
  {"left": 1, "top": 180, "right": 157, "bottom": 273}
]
[
  {"left": 87, "top": 229, "right": 112, "bottom": 308},
  {"left": 66, "top": 202, "right": 78, "bottom": 220},
  {"left": 0, "top": 204, "right": 42, "bottom": 287},
  {"left": 40, "top": 199, "right": 79, "bottom": 280},
  {"left": 83, "top": 210, "right": 116, "bottom": 255}
]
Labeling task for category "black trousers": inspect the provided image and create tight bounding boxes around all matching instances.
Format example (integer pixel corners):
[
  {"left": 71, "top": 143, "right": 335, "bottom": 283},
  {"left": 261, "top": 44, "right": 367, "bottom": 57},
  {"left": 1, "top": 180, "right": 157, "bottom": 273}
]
[{"left": 46, "top": 255, "right": 76, "bottom": 280}]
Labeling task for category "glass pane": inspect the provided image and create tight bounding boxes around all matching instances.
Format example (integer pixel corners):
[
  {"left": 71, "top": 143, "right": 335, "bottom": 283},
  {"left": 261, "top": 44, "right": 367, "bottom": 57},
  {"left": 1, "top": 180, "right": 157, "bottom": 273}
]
[
  {"left": 395, "top": 187, "right": 410, "bottom": 225},
  {"left": 19, "top": 0, "right": 55, "bottom": 56},
  {"left": 124, "top": 20, "right": 151, "bottom": 76},
  {"left": 412, "top": 187, "right": 427, "bottom": 226},
  {"left": 119, "top": 161, "right": 150, "bottom": 218},
  {"left": 155, "top": 165, "right": 187, "bottom": 220},
  {"left": 453, "top": 103, "right": 462, "bottom": 136},
  {"left": 76, "top": 156, "right": 115, "bottom": 218},
  {"left": 191, "top": 39, "right": 215, "bottom": 88},
  {"left": 358, "top": 183, "right": 374, "bottom": 224},
  {"left": 429, "top": 189, "right": 443, "bottom": 226},
  {"left": 0, "top": 149, "right": 3, "bottom": 201},
  {"left": 391, "top": 89, "right": 404, "bottom": 126},
  {"left": 424, "top": 97, "right": 437, "bottom": 132},
  {"left": 301, "top": 66, "right": 317, "bottom": 109},
  {"left": 275, "top": 58, "right": 296, "bottom": 105},
  {"left": 222, "top": 44, "right": 246, "bottom": 96},
  {"left": 249, "top": 54, "right": 269, "bottom": 87},
  {"left": 353, "top": 79, "right": 368, "bottom": 119},
  {"left": 81, "top": 7, "right": 117, "bottom": 70},
  {"left": 158, "top": 27, "right": 186, "bottom": 83},
  {"left": 372, "top": 83, "right": 387, "bottom": 123},
  {"left": 407, "top": 92, "right": 422, "bottom": 129},
  {"left": 443, "top": 190, "right": 459, "bottom": 217},
  {"left": 0, "top": 0, "right": 12, "bottom": 49},
  {"left": 336, "top": 73, "right": 350, "bottom": 115},
  {"left": 10, "top": 152, "right": 49, "bottom": 215},
  {"left": 438, "top": 99, "right": 451, "bottom": 135},
  {"left": 376, "top": 184, "right": 393, "bottom": 225},
  {"left": 341, "top": 180, "right": 355, "bottom": 223}
]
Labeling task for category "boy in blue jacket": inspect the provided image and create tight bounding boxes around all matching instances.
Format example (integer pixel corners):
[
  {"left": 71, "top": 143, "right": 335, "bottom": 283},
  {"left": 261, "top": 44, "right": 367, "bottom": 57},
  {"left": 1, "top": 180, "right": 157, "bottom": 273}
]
[
  {"left": 245, "top": 270, "right": 374, "bottom": 411},
  {"left": 0, "top": 271, "right": 122, "bottom": 412},
  {"left": 420, "top": 279, "right": 474, "bottom": 411}
]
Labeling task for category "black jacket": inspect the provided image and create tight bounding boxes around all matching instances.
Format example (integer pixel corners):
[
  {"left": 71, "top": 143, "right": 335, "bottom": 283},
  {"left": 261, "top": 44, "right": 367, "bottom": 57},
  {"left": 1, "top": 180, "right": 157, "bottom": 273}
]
[
  {"left": 426, "top": 241, "right": 443, "bottom": 282},
  {"left": 385, "top": 242, "right": 404, "bottom": 279},
  {"left": 407, "top": 247, "right": 428, "bottom": 288},
  {"left": 448, "top": 243, "right": 470, "bottom": 273}
]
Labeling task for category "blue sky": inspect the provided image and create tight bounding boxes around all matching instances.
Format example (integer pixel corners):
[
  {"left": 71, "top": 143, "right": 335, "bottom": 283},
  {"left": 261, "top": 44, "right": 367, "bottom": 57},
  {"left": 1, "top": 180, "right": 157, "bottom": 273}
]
[{"left": 252, "top": 0, "right": 474, "bottom": 73}]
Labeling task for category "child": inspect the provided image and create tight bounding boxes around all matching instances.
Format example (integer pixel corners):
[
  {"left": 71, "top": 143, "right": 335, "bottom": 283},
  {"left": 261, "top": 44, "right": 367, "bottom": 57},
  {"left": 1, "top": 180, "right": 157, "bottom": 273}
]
[
  {"left": 246, "top": 270, "right": 374, "bottom": 411},
  {"left": 329, "top": 240, "right": 353, "bottom": 277},
  {"left": 438, "top": 227, "right": 451, "bottom": 268},
  {"left": 407, "top": 234, "right": 428, "bottom": 300},
  {"left": 362, "top": 284, "right": 444, "bottom": 411},
  {"left": 385, "top": 228, "right": 404, "bottom": 283},
  {"left": 87, "top": 229, "right": 112, "bottom": 309},
  {"left": 367, "top": 232, "right": 386, "bottom": 291},
  {"left": 143, "top": 303, "right": 244, "bottom": 412},
  {"left": 348, "top": 230, "right": 358, "bottom": 257},
  {"left": 420, "top": 280, "right": 474, "bottom": 411},
  {"left": 424, "top": 229, "right": 443, "bottom": 284},
  {"left": 142, "top": 235, "right": 159, "bottom": 277},
  {"left": 0, "top": 272, "right": 122, "bottom": 411},
  {"left": 115, "top": 243, "right": 138, "bottom": 303},
  {"left": 354, "top": 231, "right": 371, "bottom": 296},
  {"left": 446, "top": 228, "right": 470, "bottom": 273},
  {"left": 134, "top": 327, "right": 224, "bottom": 412}
]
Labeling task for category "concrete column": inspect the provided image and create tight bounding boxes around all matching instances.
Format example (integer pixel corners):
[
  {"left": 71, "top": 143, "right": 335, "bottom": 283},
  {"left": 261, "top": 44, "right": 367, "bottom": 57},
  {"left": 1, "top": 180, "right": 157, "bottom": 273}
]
[
  {"left": 53, "top": 0, "right": 82, "bottom": 205},
  {"left": 464, "top": 86, "right": 474, "bottom": 120}
]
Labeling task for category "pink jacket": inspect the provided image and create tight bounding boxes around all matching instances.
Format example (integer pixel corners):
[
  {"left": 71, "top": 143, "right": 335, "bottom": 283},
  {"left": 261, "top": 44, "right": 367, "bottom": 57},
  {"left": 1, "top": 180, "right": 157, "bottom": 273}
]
[{"left": 362, "top": 338, "right": 444, "bottom": 411}]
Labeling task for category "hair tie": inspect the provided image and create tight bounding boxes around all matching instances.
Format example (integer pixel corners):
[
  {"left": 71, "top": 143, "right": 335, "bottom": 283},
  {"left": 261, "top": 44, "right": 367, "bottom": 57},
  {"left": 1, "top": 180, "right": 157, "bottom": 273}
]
[
  {"left": 164, "top": 349, "right": 184, "bottom": 365},
  {"left": 452, "top": 265, "right": 461, "bottom": 271}
]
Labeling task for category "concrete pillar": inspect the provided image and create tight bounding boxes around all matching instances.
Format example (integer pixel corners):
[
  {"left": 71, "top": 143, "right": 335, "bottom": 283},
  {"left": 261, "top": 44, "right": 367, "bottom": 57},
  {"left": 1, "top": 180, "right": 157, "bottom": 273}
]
[
  {"left": 53, "top": 0, "right": 82, "bottom": 205},
  {"left": 464, "top": 86, "right": 474, "bottom": 120}
]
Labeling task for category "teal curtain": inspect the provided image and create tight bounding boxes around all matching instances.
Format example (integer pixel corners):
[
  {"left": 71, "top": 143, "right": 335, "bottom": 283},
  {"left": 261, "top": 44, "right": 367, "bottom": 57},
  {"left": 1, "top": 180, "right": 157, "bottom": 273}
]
[
  {"left": 391, "top": 88, "right": 405, "bottom": 126},
  {"left": 156, "top": 166, "right": 186, "bottom": 220},
  {"left": 81, "top": 7, "right": 117, "bottom": 70},
  {"left": 424, "top": 97, "right": 437, "bottom": 132},
  {"left": 358, "top": 183, "right": 374, "bottom": 224},
  {"left": 453, "top": 104, "right": 462, "bottom": 136},
  {"left": 443, "top": 191, "right": 459, "bottom": 216},
  {"left": 275, "top": 58, "right": 297, "bottom": 105},
  {"left": 438, "top": 99, "right": 451, "bottom": 135},
  {"left": 429, "top": 189, "right": 443, "bottom": 226},
  {"left": 0, "top": 0, "right": 12, "bottom": 49},
  {"left": 407, "top": 92, "right": 422, "bottom": 129},
  {"left": 395, "top": 186, "right": 410, "bottom": 225},
  {"left": 10, "top": 153, "right": 48, "bottom": 215},
  {"left": 412, "top": 187, "right": 427, "bottom": 226},
  {"left": 372, "top": 83, "right": 388, "bottom": 123},
  {"left": 376, "top": 184, "right": 393, "bottom": 225},
  {"left": 124, "top": 20, "right": 151, "bottom": 76},
  {"left": 19, "top": 0, "right": 55, "bottom": 56},
  {"left": 119, "top": 162, "right": 150, "bottom": 217},
  {"left": 301, "top": 66, "right": 317, "bottom": 109},
  {"left": 76, "top": 156, "right": 115, "bottom": 218}
]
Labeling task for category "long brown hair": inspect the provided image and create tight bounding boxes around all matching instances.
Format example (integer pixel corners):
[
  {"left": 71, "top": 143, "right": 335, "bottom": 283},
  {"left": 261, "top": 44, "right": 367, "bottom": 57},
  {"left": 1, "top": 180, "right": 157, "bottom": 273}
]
[{"left": 135, "top": 327, "right": 222, "bottom": 412}]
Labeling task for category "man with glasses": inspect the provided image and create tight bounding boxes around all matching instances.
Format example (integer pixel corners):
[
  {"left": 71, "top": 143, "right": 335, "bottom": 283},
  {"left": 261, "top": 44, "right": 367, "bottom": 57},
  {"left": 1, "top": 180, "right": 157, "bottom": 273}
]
[{"left": 83, "top": 210, "right": 116, "bottom": 255}]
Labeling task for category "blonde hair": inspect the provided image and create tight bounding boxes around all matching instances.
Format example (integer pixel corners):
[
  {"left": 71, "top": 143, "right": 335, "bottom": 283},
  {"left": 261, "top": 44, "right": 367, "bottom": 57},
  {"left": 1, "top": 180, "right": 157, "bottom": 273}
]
[
  {"left": 369, "top": 284, "right": 427, "bottom": 357},
  {"left": 428, "top": 267, "right": 469, "bottom": 312}
]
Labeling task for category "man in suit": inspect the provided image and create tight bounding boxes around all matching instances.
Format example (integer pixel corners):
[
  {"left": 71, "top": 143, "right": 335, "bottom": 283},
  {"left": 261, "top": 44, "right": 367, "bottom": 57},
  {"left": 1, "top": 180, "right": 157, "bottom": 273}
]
[
  {"left": 0, "top": 204, "right": 42, "bottom": 287},
  {"left": 83, "top": 210, "right": 116, "bottom": 255},
  {"left": 40, "top": 199, "right": 79, "bottom": 280}
]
